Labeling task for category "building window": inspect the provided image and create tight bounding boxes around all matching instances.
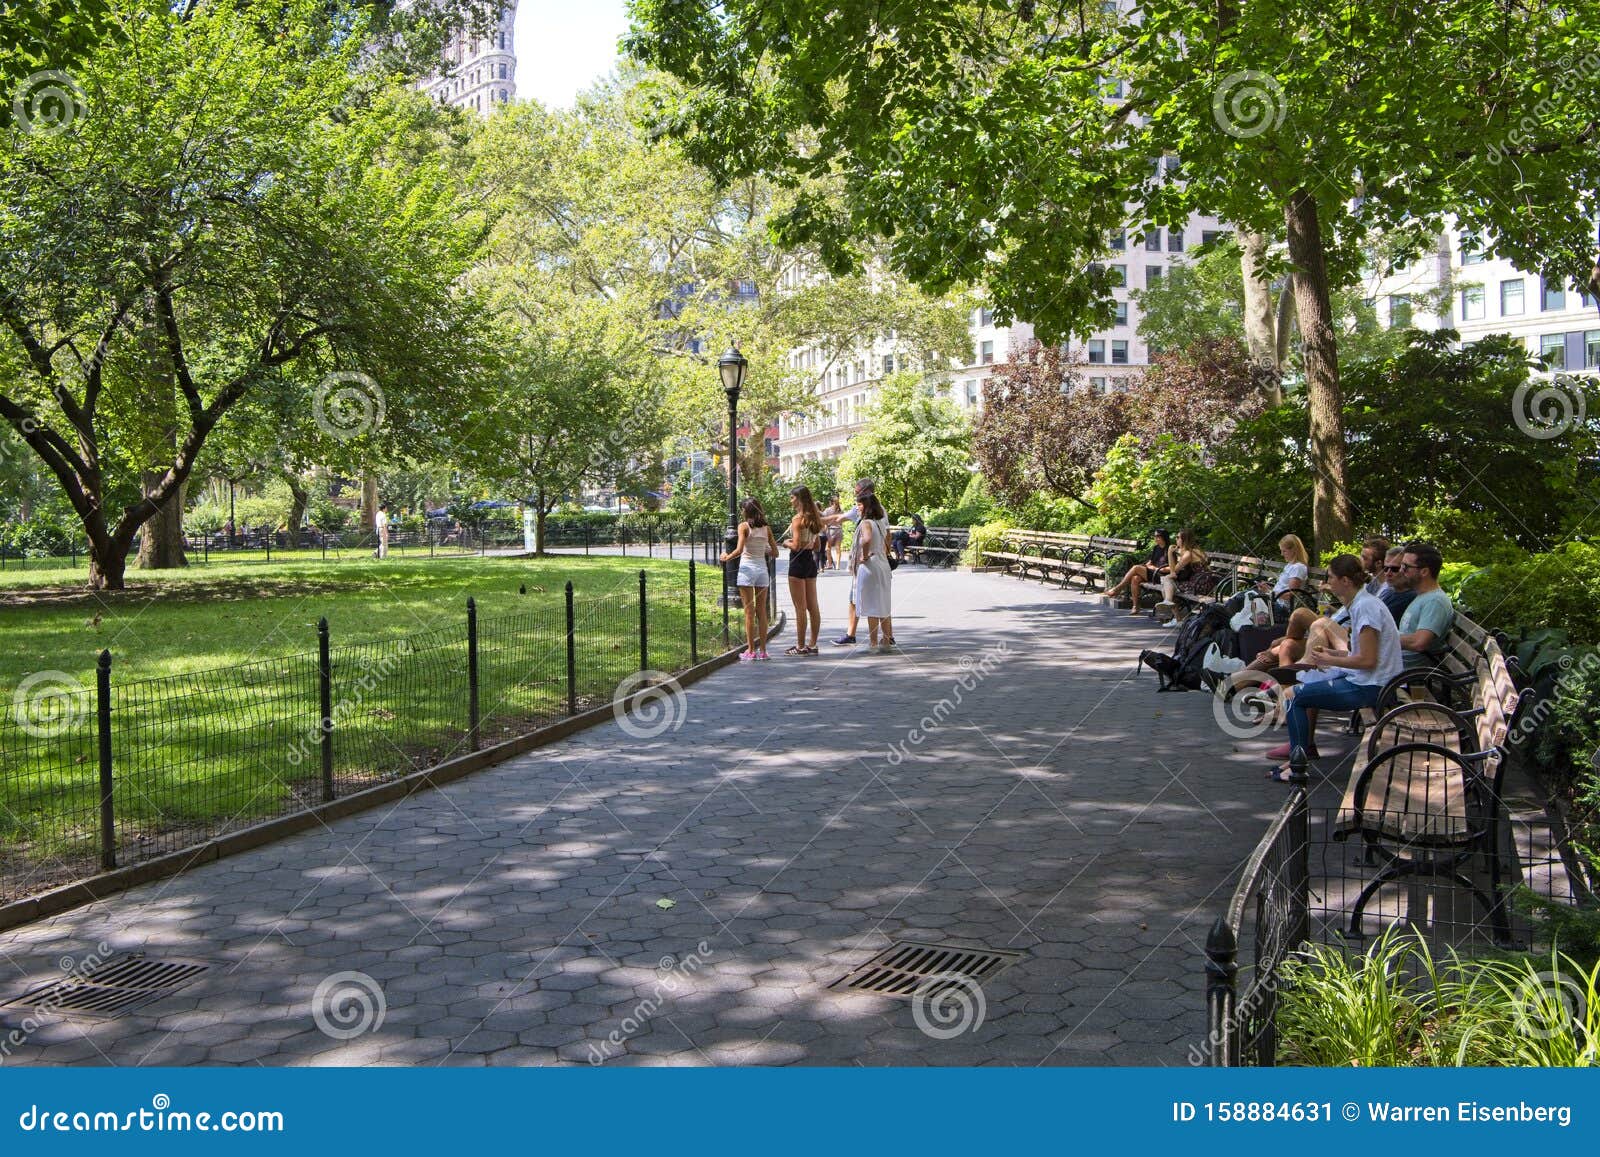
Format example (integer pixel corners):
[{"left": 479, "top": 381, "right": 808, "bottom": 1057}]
[
  {"left": 1501, "top": 279, "right": 1525, "bottom": 316},
  {"left": 1460, "top": 285, "right": 1485, "bottom": 321},
  {"left": 965, "top": 380, "right": 979, "bottom": 405},
  {"left": 1540, "top": 334, "right": 1566, "bottom": 369},
  {"left": 1146, "top": 265, "right": 1163, "bottom": 288},
  {"left": 882, "top": 355, "right": 895, "bottom": 376},
  {"left": 1460, "top": 243, "right": 1487, "bottom": 265},
  {"left": 1113, "top": 301, "right": 1129, "bottom": 326},
  {"left": 1167, "top": 228, "right": 1184, "bottom": 252},
  {"left": 1111, "top": 340, "right": 1130, "bottom": 364},
  {"left": 1543, "top": 278, "right": 1567, "bottom": 312},
  {"left": 1389, "top": 295, "right": 1412, "bottom": 329},
  {"left": 978, "top": 306, "right": 994, "bottom": 327},
  {"left": 1202, "top": 230, "right": 1225, "bottom": 246},
  {"left": 1109, "top": 229, "right": 1126, "bottom": 250},
  {"left": 1162, "top": 156, "right": 1180, "bottom": 178},
  {"left": 980, "top": 340, "right": 995, "bottom": 365},
  {"left": 499, "top": 64, "right": 508, "bottom": 80},
  {"left": 1101, "top": 77, "right": 1124, "bottom": 99},
  {"left": 1145, "top": 231, "right": 1162, "bottom": 252},
  {"left": 1109, "top": 264, "right": 1127, "bottom": 287},
  {"left": 1587, "top": 330, "right": 1600, "bottom": 368},
  {"left": 1087, "top": 340, "right": 1106, "bottom": 364},
  {"left": 1089, "top": 376, "right": 1108, "bottom": 391}
]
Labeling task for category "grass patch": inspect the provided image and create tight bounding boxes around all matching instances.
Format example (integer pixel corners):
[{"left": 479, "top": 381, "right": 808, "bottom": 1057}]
[{"left": 0, "top": 554, "right": 732, "bottom": 899}]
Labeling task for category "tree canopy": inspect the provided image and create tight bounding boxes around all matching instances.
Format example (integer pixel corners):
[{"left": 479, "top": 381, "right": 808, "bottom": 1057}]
[{"left": 627, "top": 0, "right": 1600, "bottom": 550}]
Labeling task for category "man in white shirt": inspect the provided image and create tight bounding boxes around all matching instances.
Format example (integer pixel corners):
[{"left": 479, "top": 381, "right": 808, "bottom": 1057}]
[{"left": 375, "top": 506, "right": 390, "bottom": 559}]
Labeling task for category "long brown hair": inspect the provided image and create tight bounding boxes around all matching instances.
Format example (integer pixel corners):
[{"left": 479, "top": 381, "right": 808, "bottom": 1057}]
[
  {"left": 741, "top": 497, "right": 768, "bottom": 529},
  {"left": 789, "top": 486, "right": 823, "bottom": 535},
  {"left": 1176, "top": 527, "right": 1207, "bottom": 566},
  {"left": 859, "top": 492, "right": 886, "bottom": 521}
]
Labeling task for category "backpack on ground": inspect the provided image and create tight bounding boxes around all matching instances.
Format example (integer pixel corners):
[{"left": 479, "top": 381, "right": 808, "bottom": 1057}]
[{"left": 1138, "top": 605, "right": 1232, "bottom": 692}]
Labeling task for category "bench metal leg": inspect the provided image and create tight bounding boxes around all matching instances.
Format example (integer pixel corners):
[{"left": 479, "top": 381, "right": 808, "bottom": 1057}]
[{"left": 1347, "top": 857, "right": 1510, "bottom": 944}]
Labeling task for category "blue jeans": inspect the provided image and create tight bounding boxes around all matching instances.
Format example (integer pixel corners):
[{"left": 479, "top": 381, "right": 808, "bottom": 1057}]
[{"left": 1286, "top": 676, "right": 1381, "bottom": 754}]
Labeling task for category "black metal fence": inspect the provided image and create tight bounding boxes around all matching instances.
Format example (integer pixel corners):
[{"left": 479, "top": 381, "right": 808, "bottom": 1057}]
[
  {"left": 1203, "top": 789, "right": 1577, "bottom": 1066},
  {"left": 0, "top": 519, "right": 727, "bottom": 572},
  {"left": 0, "top": 561, "right": 733, "bottom": 906}
]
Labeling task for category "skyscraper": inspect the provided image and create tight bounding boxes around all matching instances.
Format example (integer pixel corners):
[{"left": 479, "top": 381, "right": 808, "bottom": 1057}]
[{"left": 417, "top": 3, "right": 518, "bottom": 114}]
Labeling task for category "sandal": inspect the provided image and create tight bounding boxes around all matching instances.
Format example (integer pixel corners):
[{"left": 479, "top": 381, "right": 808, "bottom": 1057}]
[
  {"left": 1266, "top": 766, "right": 1307, "bottom": 784},
  {"left": 799, "top": 646, "right": 819, "bottom": 655}
]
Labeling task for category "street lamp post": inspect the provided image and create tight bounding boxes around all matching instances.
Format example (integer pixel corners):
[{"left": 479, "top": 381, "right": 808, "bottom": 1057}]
[{"left": 718, "top": 345, "right": 748, "bottom": 605}]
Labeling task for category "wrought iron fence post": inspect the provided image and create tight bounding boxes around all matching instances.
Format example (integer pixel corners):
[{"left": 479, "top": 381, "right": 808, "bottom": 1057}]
[
  {"left": 689, "top": 560, "right": 698, "bottom": 665},
  {"left": 1289, "top": 787, "right": 1310, "bottom": 948},
  {"left": 584, "top": 525, "right": 591, "bottom": 556},
  {"left": 318, "top": 618, "right": 335, "bottom": 803},
  {"left": 638, "top": 569, "right": 648, "bottom": 672},
  {"left": 265, "top": 534, "right": 271, "bottom": 564},
  {"left": 648, "top": 523, "right": 654, "bottom": 558},
  {"left": 96, "top": 649, "right": 115, "bottom": 872},
  {"left": 1204, "top": 917, "right": 1240, "bottom": 1067},
  {"left": 565, "top": 581, "right": 577, "bottom": 715},
  {"left": 466, "top": 597, "right": 480, "bottom": 751}
]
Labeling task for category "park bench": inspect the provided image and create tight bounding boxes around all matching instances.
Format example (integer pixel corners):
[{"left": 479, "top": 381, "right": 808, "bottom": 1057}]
[
  {"left": 1331, "top": 618, "right": 1524, "bottom": 942},
  {"left": 905, "top": 526, "right": 970, "bottom": 568},
  {"left": 982, "top": 529, "right": 1140, "bottom": 591},
  {"left": 1171, "top": 552, "right": 1327, "bottom": 617}
]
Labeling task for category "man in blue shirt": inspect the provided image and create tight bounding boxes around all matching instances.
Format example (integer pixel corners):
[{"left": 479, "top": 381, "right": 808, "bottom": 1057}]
[{"left": 1396, "top": 541, "right": 1454, "bottom": 669}]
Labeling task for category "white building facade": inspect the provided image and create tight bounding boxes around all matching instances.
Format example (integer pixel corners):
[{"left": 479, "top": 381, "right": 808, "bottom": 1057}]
[
  {"left": 775, "top": 213, "right": 1227, "bottom": 476},
  {"left": 1367, "top": 225, "right": 1600, "bottom": 372},
  {"left": 416, "top": 3, "right": 518, "bottom": 114}
]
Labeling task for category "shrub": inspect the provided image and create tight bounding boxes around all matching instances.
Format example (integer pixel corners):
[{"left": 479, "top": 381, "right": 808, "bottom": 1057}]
[
  {"left": 964, "top": 519, "right": 1012, "bottom": 567},
  {"left": 1456, "top": 542, "right": 1600, "bottom": 646},
  {"left": 1278, "top": 930, "right": 1600, "bottom": 1067},
  {"left": 0, "top": 513, "right": 76, "bottom": 557}
]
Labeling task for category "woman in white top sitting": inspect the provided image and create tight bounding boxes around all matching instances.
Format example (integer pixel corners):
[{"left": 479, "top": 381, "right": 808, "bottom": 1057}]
[
  {"left": 719, "top": 497, "right": 778, "bottom": 660},
  {"left": 1258, "top": 533, "right": 1310, "bottom": 612},
  {"left": 1269, "top": 553, "right": 1403, "bottom": 782}
]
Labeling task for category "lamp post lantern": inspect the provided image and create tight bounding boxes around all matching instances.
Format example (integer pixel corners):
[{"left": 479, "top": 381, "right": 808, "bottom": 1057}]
[{"left": 718, "top": 344, "right": 748, "bottom": 602}]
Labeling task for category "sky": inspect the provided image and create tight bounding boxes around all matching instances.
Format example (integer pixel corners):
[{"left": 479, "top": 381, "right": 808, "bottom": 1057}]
[{"left": 513, "top": 0, "right": 632, "bottom": 108}]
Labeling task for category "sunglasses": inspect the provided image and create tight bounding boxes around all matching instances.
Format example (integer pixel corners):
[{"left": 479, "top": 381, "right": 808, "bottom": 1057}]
[{"left": 1382, "top": 565, "right": 1401, "bottom": 573}]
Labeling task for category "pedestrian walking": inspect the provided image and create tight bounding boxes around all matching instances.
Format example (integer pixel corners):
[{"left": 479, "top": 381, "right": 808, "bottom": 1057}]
[
  {"left": 719, "top": 497, "right": 777, "bottom": 660},
  {"left": 375, "top": 505, "right": 390, "bottom": 559},
  {"left": 821, "top": 494, "right": 843, "bottom": 570}
]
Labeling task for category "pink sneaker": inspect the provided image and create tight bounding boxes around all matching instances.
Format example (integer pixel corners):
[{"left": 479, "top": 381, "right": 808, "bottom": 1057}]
[
  {"left": 739, "top": 650, "right": 756, "bottom": 662},
  {"left": 757, "top": 650, "right": 771, "bottom": 661}
]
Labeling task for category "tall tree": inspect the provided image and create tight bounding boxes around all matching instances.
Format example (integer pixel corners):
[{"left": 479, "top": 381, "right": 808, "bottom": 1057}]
[
  {"left": 628, "top": 0, "right": 1600, "bottom": 551},
  {"left": 0, "top": 0, "right": 489, "bottom": 587}
]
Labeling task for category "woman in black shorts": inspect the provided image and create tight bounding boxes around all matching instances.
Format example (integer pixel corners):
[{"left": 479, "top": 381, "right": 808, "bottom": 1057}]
[{"left": 781, "top": 486, "right": 824, "bottom": 654}]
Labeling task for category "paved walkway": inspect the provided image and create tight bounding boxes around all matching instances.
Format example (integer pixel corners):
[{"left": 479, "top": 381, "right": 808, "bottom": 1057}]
[{"left": 0, "top": 567, "right": 1287, "bottom": 1066}]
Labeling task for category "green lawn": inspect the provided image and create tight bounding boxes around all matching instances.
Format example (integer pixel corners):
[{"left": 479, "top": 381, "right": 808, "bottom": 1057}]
[{"left": 0, "top": 554, "right": 732, "bottom": 898}]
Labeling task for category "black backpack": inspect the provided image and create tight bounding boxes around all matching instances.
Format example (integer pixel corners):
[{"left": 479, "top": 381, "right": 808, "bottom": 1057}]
[{"left": 1138, "top": 605, "right": 1232, "bottom": 692}]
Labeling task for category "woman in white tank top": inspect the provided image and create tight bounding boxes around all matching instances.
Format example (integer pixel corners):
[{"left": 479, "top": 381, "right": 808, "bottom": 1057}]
[{"left": 719, "top": 497, "right": 777, "bottom": 659}]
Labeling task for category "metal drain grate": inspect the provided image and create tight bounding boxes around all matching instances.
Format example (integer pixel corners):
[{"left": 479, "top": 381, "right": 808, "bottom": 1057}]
[
  {"left": 829, "top": 940, "right": 1023, "bottom": 998},
  {"left": 1, "top": 953, "right": 211, "bottom": 1019}
]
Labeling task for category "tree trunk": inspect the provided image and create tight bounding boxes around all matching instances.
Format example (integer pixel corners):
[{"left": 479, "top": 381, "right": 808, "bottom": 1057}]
[
  {"left": 1284, "top": 189, "right": 1352, "bottom": 556},
  {"left": 535, "top": 486, "right": 547, "bottom": 555},
  {"left": 1240, "top": 230, "right": 1285, "bottom": 406},
  {"left": 1274, "top": 284, "right": 1297, "bottom": 372},
  {"left": 285, "top": 472, "right": 309, "bottom": 545},
  {"left": 360, "top": 475, "right": 377, "bottom": 533},
  {"left": 136, "top": 472, "right": 188, "bottom": 570}
]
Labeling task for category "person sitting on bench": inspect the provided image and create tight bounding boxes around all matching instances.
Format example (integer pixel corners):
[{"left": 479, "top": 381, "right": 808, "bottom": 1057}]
[
  {"left": 1105, "top": 528, "right": 1170, "bottom": 614},
  {"left": 1268, "top": 554, "right": 1403, "bottom": 782},
  {"left": 891, "top": 514, "right": 927, "bottom": 562}
]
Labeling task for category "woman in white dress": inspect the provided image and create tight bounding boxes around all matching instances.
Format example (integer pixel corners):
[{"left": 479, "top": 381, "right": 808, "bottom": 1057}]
[{"left": 851, "top": 491, "right": 895, "bottom": 650}]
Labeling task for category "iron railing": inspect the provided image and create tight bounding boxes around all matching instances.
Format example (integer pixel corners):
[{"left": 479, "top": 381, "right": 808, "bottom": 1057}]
[{"left": 0, "top": 561, "right": 732, "bottom": 906}]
